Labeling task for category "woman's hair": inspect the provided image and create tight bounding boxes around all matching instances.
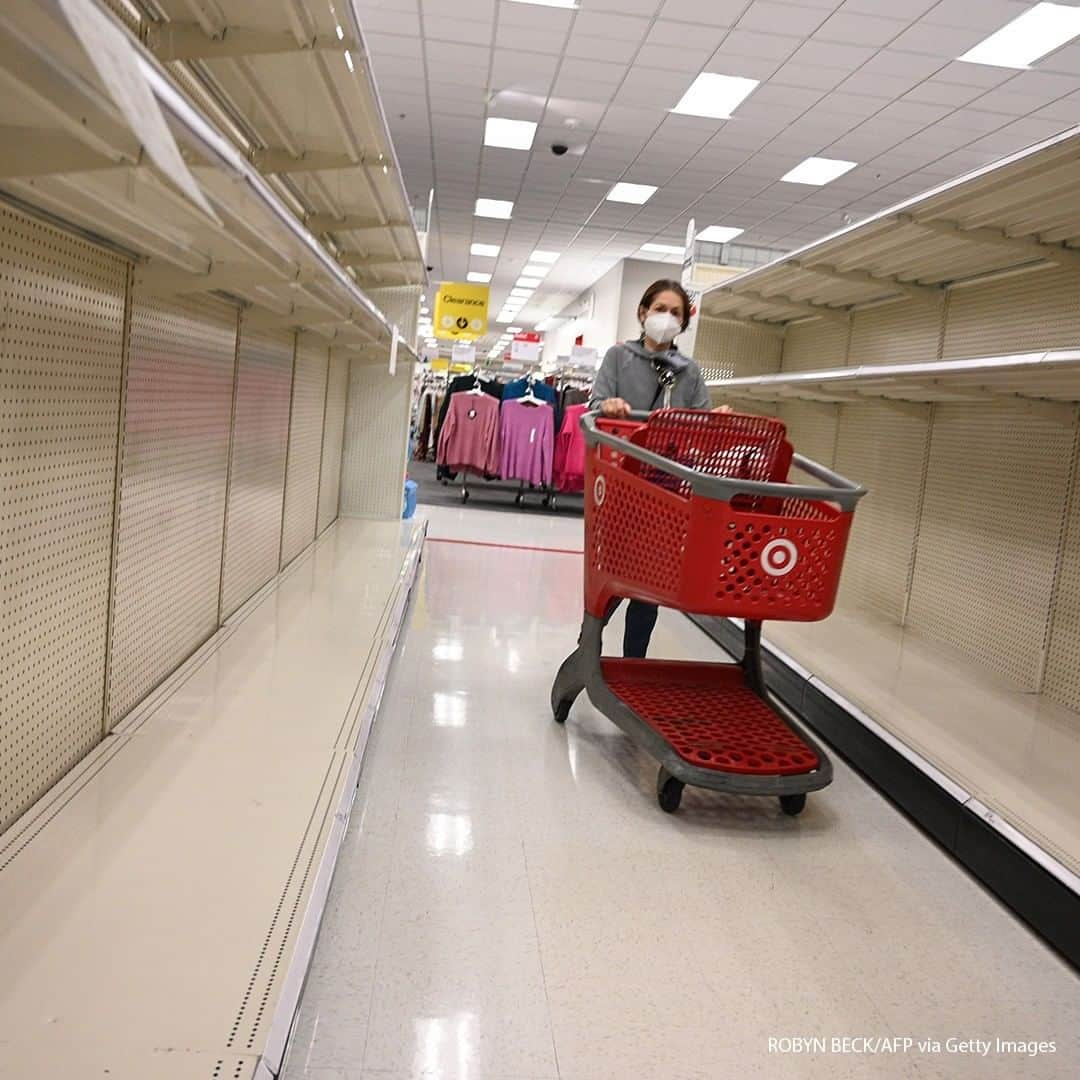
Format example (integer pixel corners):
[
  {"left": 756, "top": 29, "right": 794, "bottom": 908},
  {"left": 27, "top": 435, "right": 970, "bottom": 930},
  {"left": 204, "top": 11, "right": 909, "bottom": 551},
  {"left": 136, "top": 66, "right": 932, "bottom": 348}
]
[{"left": 638, "top": 279, "right": 693, "bottom": 332}]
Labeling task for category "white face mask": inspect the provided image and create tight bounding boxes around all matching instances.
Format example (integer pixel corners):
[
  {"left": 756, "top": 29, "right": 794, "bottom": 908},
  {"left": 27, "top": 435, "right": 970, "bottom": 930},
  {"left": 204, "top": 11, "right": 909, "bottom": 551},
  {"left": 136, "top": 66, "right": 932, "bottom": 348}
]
[{"left": 644, "top": 310, "right": 680, "bottom": 345}]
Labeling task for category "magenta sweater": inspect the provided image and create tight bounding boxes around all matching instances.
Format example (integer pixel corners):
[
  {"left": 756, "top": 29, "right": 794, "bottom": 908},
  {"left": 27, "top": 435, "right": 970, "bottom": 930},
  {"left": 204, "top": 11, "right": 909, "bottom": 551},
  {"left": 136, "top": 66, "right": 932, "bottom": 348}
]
[{"left": 499, "top": 399, "right": 554, "bottom": 486}]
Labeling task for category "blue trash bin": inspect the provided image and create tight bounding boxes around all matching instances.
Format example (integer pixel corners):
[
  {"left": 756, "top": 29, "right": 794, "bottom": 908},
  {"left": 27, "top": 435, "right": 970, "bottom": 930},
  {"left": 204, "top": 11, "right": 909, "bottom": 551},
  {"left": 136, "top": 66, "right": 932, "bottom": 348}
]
[{"left": 403, "top": 479, "right": 418, "bottom": 520}]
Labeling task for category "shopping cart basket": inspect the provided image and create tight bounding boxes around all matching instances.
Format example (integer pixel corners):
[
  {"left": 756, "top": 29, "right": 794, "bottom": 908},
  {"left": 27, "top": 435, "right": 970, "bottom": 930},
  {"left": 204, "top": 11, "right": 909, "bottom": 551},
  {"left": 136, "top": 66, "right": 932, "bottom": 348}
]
[{"left": 550, "top": 409, "right": 865, "bottom": 815}]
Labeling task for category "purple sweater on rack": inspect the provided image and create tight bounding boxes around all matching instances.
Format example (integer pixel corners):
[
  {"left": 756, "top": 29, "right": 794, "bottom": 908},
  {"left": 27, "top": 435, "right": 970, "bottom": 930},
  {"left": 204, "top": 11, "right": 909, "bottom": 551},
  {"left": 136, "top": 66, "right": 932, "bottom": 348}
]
[{"left": 499, "top": 399, "right": 554, "bottom": 487}]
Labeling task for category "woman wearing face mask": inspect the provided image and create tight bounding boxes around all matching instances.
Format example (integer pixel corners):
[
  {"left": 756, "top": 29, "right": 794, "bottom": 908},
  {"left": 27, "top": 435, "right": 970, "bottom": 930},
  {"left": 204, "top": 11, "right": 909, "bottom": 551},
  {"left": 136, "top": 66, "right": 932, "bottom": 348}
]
[
  {"left": 592, "top": 279, "right": 710, "bottom": 421},
  {"left": 589, "top": 279, "right": 719, "bottom": 658}
]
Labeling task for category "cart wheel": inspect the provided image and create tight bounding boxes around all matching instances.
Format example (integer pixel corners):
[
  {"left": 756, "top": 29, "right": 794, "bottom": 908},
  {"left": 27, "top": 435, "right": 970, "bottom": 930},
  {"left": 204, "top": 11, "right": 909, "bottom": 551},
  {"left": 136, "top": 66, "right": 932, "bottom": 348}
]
[
  {"left": 553, "top": 698, "right": 572, "bottom": 725},
  {"left": 514, "top": 492, "right": 523, "bottom": 505},
  {"left": 780, "top": 793, "right": 806, "bottom": 817},
  {"left": 542, "top": 494, "right": 551, "bottom": 507},
  {"left": 462, "top": 489, "right": 470, "bottom": 503},
  {"left": 657, "top": 767, "right": 684, "bottom": 813}
]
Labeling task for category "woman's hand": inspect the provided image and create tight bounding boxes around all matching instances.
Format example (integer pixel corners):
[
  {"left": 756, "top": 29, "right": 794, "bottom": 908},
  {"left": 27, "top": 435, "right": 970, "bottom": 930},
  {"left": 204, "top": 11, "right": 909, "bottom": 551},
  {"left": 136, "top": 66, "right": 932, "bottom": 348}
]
[
  {"left": 600, "top": 397, "right": 632, "bottom": 419},
  {"left": 711, "top": 404, "right": 733, "bottom": 414}
]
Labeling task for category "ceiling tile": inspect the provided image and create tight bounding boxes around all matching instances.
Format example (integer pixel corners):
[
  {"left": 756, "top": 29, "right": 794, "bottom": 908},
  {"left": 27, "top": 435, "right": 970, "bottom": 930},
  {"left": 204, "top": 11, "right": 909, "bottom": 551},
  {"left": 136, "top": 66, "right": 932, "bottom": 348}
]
[
  {"left": 814, "top": 11, "right": 907, "bottom": 46},
  {"left": 497, "top": 3, "right": 575, "bottom": 31},
  {"left": 637, "top": 43, "right": 716, "bottom": 71},
  {"left": 888, "top": 22, "right": 985, "bottom": 59},
  {"left": 839, "top": 0, "right": 936, "bottom": 14},
  {"left": 712, "top": 29, "right": 803, "bottom": 61},
  {"left": 422, "top": 15, "right": 491, "bottom": 46},
  {"left": 771, "top": 62, "right": 849, "bottom": 92},
  {"left": 738, "top": 2, "right": 835, "bottom": 35},
  {"left": 565, "top": 33, "right": 643, "bottom": 64},
  {"left": 558, "top": 57, "right": 627, "bottom": 86},
  {"left": 788, "top": 39, "right": 876, "bottom": 72},
  {"left": 361, "top": 10, "right": 421, "bottom": 35},
  {"left": 921, "top": 0, "right": 1030, "bottom": 32},
  {"left": 494, "top": 23, "right": 568, "bottom": 55},
  {"left": 425, "top": 42, "right": 490, "bottom": 71},
  {"left": 574, "top": 11, "right": 651, "bottom": 41},
  {"left": 644, "top": 20, "right": 729, "bottom": 51},
  {"left": 366, "top": 32, "right": 423, "bottom": 59},
  {"left": 590, "top": 0, "right": 666, "bottom": 16},
  {"left": 425, "top": 0, "right": 496, "bottom": 17}
]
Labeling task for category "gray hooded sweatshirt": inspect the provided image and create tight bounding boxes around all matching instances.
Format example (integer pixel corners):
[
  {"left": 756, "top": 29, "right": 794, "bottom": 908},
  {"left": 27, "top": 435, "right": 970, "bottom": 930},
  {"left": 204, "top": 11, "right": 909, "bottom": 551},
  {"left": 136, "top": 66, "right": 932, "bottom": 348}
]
[{"left": 590, "top": 338, "right": 710, "bottom": 412}]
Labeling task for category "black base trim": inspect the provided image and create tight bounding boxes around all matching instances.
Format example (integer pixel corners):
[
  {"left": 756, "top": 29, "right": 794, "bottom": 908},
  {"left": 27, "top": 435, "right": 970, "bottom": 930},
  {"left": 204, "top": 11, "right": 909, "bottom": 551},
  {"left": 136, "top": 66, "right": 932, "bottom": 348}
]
[{"left": 688, "top": 614, "right": 1080, "bottom": 972}]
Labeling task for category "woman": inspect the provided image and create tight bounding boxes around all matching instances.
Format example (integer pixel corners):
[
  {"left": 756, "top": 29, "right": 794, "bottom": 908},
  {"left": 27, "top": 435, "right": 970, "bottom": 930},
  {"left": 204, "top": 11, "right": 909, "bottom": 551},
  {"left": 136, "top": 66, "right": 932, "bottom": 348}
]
[{"left": 590, "top": 279, "right": 720, "bottom": 659}]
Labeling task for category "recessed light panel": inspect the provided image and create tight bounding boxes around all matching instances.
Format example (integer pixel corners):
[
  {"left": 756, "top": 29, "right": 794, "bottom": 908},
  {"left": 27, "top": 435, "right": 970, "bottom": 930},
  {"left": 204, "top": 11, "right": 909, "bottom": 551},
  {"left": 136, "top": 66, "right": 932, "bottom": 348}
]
[
  {"left": 641, "top": 243, "right": 684, "bottom": 255},
  {"left": 530, "top": 250, "right": 560, "bottom": 263},
  {"left": 672, "top": 72, "right": 759, "bottom": 120},
  {"left": 471, "top": 243, "right": 501, "bottom": 257},
  {"left": 475, "top": 198, "right": 513, "bottom": 219},
  {"left": 517, "top": 276, "right": 542, "bottom": 288},
  {"left": 780, "top": 157, "right": 857, "bottom": 186},
  {"left": 607, "top": 182, "right": 657, "bottom": 204},
  {"left": 696, "top": 225, "right": 744, "bottom": 243},
  {"left": 484, "top": 117, "right": 537, "bottom": 150},
  {"left": 467, "top": 271, "right": 492, "bottom": 283},
  {"left": 960, "top": 2, "right": 1080, "bottom": 68}
]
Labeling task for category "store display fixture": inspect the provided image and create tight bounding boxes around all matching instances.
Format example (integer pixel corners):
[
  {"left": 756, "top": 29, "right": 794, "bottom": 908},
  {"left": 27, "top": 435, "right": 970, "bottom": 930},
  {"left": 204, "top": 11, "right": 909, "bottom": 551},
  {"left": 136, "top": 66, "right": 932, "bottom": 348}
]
[
  {"left": 695, "top": 123, "right": 1080, "bottom": 965},
  {"left": 0, "top": 3, "right": 427, "bottom": 1077}
]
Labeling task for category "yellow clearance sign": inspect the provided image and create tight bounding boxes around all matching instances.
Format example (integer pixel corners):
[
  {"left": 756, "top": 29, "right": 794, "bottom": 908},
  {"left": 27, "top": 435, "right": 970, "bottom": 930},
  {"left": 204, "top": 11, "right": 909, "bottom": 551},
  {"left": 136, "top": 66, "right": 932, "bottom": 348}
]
[{"left": 434, "top": 282, "right": 489, "bottom": 341}]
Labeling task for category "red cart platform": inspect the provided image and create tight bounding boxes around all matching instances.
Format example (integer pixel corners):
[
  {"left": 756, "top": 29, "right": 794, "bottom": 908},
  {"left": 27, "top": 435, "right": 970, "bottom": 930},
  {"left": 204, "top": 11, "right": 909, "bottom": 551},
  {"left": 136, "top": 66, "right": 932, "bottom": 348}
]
[{"left": 550, "top": 409, "right": 865, "bottom": 814}]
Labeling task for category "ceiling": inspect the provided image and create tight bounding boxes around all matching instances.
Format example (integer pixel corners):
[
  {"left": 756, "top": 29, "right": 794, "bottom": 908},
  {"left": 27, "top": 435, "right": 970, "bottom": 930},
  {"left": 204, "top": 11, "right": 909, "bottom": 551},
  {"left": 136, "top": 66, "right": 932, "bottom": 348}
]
[{"left": 361, "top": 0, "right": 1080, "bottom": 341}]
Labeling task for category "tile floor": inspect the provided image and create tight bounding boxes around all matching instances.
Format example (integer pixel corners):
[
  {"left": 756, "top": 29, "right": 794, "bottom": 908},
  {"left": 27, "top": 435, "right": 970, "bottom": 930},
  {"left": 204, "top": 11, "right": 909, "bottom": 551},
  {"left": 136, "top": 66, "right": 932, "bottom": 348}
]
[{"left": 283, "top": 505, "right": 1079, "bottom": 1080}]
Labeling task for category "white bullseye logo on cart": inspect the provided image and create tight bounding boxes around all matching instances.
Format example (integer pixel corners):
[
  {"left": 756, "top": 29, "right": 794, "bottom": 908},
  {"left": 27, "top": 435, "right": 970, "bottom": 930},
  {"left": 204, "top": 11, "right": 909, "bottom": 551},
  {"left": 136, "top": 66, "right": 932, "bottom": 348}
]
[
  {"left": 761, "top": 538, "right": 798, "bottom": 577},
  {"left": 594, "top": 475, "right": 606, "bottom": 506}
]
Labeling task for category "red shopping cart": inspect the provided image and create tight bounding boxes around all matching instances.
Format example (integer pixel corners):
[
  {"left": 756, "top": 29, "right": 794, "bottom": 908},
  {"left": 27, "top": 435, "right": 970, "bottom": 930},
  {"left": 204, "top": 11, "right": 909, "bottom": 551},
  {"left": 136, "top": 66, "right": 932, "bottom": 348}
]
[{"left": 550, "top": 409, "right": 865, "bottom": 814}]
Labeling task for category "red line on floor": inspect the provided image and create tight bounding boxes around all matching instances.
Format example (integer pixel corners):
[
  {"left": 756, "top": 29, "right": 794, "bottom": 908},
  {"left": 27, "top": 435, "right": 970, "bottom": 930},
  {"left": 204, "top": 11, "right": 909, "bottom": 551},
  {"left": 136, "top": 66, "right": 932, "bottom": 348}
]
[{"left": 427, "top": 537, "right": 584, "bottom": 556}]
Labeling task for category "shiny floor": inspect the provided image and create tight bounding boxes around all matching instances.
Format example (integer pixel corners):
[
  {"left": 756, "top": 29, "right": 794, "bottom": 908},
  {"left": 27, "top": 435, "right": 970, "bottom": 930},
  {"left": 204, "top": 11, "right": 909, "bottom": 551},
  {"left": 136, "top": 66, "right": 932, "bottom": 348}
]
[{"left": 284, "top": 505, "right": 1079, "bottom": 1080}]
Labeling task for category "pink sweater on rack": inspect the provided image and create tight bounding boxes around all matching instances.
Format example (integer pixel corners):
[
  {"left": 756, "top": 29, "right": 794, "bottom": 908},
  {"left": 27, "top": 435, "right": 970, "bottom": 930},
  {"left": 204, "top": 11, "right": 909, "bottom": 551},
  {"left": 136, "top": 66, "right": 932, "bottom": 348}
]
[
  {"left": 499, "top": 399, "right": 554, "bottom": 487},
  {"left": 437, "top": 392, "right": 501, "bottom": 475}
]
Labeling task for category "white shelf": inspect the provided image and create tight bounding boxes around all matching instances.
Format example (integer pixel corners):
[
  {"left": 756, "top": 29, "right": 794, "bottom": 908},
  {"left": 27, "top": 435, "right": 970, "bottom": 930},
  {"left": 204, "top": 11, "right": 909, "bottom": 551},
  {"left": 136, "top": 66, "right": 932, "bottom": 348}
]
[
  {"left": 701, "top": 124, "right": 1080, "bottom": 326},
  {"left": 0, "top": 2, "right": 420, "bottom": 357},
  {"left": 0, "top": 519, "right": 425, "bottom": 1080},
  {"left": 708, "top": 349, "right": 1080, "bottom": 404}
]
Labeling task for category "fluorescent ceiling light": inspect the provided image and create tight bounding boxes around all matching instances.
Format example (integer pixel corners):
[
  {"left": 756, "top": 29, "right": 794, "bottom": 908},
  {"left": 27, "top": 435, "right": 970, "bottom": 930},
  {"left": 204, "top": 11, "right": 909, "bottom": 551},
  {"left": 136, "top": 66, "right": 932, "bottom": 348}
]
[
  {"left": 508, "top": 327, "right": 523, "bottom": 333},
  {"left": 780, "top": 156, "right": 857, "bottom": 186},
  {"left": 959, "top": 2, "right": 1080, "bottom": 68},
  {"left": 530, "top": 250, "right": 559, "bottom": 263},
  {"left": 475, "top": 198, "right": 513, "bottom": 219},
  {"left": 471, "top": 242, "right": 500, "bottom": 257},
  {"left": 641, "top": 242, "right": 684, "bottom": 255},
  {"left": 522, "top": 263, "right": 550, "bottom": 277},
  {"left": 467, "top": 271, "right": 492, "bottom": 283},
  {"left": 672, "top": 72, "right": 759, "bottom": 120},
  {"left": 485, "top": 117, "right": 537, "bottom": 151},
  {"left": 607, "top": 182, "right": 657, "bottom": 204},
  {"left": 510, "top": 288, "right": 533, "bottom": 298},
  {"left": 506, "top": 0, "right": 578, "bottom": 8},
  {"left": 697, "top": 225, "right": 744, "bottom": 243},
  {"left": 517, "top": 276, "right": 542, "bottom": 288}
]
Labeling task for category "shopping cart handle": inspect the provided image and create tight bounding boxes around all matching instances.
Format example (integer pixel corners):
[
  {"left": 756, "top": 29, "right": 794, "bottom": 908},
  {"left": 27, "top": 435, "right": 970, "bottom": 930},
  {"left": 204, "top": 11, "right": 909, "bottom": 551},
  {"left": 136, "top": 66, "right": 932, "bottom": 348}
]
[{"left": 581, "top": 411, "right": 865, "bottom": 509}]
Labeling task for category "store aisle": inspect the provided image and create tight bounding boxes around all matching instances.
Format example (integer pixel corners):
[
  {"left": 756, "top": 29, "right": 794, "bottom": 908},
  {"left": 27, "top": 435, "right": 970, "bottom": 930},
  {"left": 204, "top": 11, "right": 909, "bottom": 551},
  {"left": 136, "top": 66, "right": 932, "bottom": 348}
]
[{"left": 284, "top": 508, "right": 1079, "bottom": 1080}]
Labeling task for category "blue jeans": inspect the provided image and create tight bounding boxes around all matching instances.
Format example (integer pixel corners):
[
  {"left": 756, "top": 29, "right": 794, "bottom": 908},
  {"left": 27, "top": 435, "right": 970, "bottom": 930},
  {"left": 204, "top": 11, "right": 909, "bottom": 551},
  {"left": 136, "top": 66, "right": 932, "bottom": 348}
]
[{"left": 604, "top": 599, "right": 658, "bottom": 659}]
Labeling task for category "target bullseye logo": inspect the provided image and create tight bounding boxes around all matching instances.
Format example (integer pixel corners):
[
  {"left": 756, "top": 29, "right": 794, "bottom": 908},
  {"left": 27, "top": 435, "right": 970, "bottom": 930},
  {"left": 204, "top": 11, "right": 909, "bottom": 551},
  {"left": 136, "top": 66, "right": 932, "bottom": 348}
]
[
  {"left": 594, "top": 475, "right": 606, "bottom": 507},
  {"left": 761, "top": 538, "right": 798, "bottom": 577}
]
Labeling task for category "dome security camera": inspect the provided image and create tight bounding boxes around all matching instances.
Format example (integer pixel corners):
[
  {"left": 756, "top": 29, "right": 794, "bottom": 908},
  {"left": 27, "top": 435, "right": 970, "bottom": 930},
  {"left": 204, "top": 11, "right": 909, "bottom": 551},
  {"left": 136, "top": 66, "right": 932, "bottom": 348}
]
[{"left": 551, "top": 143, "right": 569, "bottom": 156}]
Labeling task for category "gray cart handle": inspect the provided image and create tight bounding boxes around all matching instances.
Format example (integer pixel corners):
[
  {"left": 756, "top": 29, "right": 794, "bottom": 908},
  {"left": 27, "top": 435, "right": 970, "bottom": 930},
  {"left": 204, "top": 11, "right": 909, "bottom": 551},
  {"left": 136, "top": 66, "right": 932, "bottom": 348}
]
[{"left": 582, "top": 411, "right": 865, "bottom": 509}]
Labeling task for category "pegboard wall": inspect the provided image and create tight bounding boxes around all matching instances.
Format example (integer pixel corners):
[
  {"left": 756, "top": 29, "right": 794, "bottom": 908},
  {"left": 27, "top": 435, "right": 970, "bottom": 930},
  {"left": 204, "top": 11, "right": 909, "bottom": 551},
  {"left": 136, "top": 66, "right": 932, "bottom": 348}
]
[
  {"left": 317, "top": 350, "right": 349, "bottom": 536},
  {"left": 0, "top": 205, "right": 127, "bottom": 832},
  {"left": 780, "top": 318, "right": 849, "bottom": 372},
  {"left": 340, "top": 355, "right": 412, "bottom": 519},
  {"left": 1044, "top": 419, "right": 1080, "bottom": 710},
  {"left": 220, "top": 325, "right": 295, "bottom": 620},
  {"left": 778, "top": 401, "right": 839, "bottom": 470},
  {"left": 107, "top": 291, "right": 238, "bottom": 726},
  {"left": 943, "top": 266, "right": 1080, "bottom": 360},
  {"left": 280, "top": 334, "right": 328, "bottom": 568},
  {"left": 694, "top": 316, "right": 781, "bottom": 381},
  {"left": 906, "top": 401, "right": 1075, "bottom": 690},
  {"left": 365, "top": 285, "right": 421, "bottom": 344},
  {"left": 849, "top": 296, "right": 945, "bottom": 366},
  {"left": 834, "top": 401, "right": 932, "bottom": 623}
]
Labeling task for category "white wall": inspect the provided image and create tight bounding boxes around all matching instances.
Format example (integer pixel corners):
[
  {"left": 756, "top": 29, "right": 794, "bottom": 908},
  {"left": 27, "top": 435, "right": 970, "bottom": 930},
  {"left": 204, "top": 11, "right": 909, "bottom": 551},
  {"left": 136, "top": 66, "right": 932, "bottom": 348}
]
[
  {"left": 617, "top": 258, "right": 681, "bottom": 344},
  {"left": 542, "top": 260, "right": 624, "bottom": 365}
]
